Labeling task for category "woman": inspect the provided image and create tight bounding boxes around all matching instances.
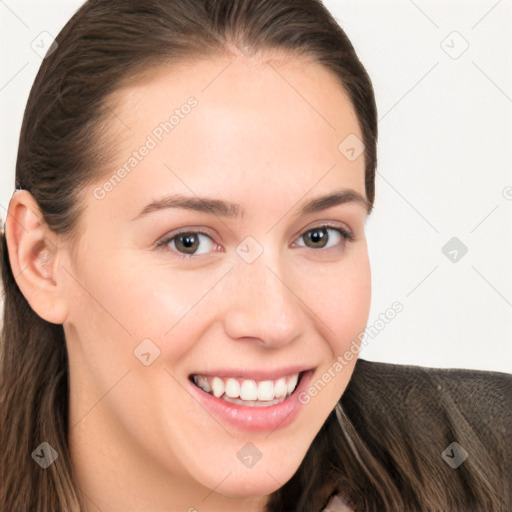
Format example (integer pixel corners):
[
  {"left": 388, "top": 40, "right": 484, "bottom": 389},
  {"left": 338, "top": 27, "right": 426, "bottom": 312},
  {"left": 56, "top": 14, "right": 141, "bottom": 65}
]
[{"left": 0, "top": 1, "right": 510, "bottom": 511}]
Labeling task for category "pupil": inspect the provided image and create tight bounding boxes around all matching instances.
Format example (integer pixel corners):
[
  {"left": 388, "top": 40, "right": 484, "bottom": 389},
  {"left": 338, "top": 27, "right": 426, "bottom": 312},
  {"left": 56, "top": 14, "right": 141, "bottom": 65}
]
[
  {"left": 308, "top": 228, "right": 327, "bottom": 247},
  {"left": 182, "top": 235, "right": 194, "bottom": 247},
  {"left": 179, "top": 234, "right": 198, "bottom": 252}
]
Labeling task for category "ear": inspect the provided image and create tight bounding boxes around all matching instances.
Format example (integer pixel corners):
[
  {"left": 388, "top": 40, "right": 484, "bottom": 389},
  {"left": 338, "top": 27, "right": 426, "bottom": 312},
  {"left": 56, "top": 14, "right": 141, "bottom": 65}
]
[{"left": 4, "top": 189, "right": 69, "bottom": 324}]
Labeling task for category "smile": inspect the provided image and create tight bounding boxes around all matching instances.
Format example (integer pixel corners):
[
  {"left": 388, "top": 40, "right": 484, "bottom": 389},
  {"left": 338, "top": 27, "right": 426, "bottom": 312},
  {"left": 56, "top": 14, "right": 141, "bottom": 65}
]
[
  {"left": 187, "top": 369, "right": 314, "bottom": 432},
  {"left": 191, "top": 372, "right": 301, "bottom": 406}
]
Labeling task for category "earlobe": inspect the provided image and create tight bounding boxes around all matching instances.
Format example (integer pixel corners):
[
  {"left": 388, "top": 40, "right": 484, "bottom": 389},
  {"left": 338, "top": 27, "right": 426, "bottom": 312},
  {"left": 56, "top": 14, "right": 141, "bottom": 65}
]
[{"left": 5, "top": 190, "right": 69, "bottom": 325}]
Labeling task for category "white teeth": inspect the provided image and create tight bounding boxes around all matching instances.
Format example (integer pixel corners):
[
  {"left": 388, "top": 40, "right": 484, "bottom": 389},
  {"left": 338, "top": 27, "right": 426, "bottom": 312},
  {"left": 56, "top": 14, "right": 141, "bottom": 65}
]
[
  {"left": 211, "top": 376, "right": 225, "bottom": 398},
  {"left": 257, "top": 380, "right": 274, "bottom": 401},
  {"left": 274, "top": 377, "right": 288, "bottom": 398},
  {"left": 240, "top": 379, "right": 258, "bottom": 400},
  {"left": 192, "top": 372, "right": 301, "bottom": 403},
  {"left": 287, "top": 373, "right": 299, "bottom": 395},
  {"left": 224, "top": 378, "right": 240, "bottom": 398}
]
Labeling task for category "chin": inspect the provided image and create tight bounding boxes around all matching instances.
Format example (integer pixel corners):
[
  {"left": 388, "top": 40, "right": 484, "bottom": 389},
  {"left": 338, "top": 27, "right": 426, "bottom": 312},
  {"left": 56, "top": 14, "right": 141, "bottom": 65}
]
[
  {"left": 196, "top": 463, "right": 295, "bottom": 500},
  {"left": 215, "top": 475, "right": 284, "bottom": 499}
]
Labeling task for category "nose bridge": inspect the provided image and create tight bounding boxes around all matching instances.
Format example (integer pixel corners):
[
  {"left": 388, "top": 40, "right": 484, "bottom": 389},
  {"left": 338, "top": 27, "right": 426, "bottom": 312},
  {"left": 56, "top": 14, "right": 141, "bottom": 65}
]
[{"left": 223, "top": 243, "right": 304, "bottom": 346}]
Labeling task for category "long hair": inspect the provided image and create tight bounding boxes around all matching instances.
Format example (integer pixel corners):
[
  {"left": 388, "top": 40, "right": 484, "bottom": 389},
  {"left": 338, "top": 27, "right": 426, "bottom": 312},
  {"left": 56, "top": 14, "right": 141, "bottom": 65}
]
[{"left": 1, "top": 1, "right": 507, "bottom": 511}]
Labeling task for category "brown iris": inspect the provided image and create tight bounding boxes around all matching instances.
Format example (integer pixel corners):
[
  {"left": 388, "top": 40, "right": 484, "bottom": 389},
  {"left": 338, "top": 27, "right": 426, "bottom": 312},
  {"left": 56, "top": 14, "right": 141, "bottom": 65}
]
[
  {"left": 303, "top": 228, "right": 329, "bottom": 249},
  {"left": 175, "top": 233, "right": 200, "bottom": 254}
]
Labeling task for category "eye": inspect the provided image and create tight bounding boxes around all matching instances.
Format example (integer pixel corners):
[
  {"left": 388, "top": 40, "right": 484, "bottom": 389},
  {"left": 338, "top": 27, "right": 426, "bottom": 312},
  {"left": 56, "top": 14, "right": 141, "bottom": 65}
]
[
  {"left": 293, "top": 224, "right": 354, "bottom": 250},
  {"left": 156, "top": 230, "right": 218, "bottom": 259}
]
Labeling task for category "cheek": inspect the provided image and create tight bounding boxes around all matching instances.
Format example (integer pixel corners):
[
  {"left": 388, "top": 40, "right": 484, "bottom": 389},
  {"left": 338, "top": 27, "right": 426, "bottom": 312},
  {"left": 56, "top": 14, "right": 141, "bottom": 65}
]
[
  {"left": 65, "top": 247, "right": 197, "bottom": 340},
  {"left": 321, "top": 249, "right": 372, "bottom": 348},
  {"left": 62, "top": 249, "right": 180, "bottom": 395},
  {"left": 311, "top": 249, "right": 371, "bottom": 399},
  {"left": 74, "top": 255, "right": 229, "bottom": 387}
]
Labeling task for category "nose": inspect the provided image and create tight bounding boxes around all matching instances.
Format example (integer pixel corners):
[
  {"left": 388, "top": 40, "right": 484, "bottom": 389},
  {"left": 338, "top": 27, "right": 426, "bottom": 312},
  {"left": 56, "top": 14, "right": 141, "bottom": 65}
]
[{"left": 222, "top": 252, "right": 306, "bottom": 349}]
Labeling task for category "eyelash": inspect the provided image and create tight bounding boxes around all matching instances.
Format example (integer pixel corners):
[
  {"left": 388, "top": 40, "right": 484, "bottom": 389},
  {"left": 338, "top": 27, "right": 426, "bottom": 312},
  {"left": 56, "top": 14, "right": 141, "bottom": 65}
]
[{"left": 156, "top": 223, "right": 355, "bottom": 260}]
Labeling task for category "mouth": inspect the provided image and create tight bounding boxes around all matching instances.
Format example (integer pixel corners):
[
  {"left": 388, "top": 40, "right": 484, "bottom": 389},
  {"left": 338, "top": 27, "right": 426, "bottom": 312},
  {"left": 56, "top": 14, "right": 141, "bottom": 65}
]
[
  {"left": 188, "top": 371, "right": 305, "bottom": 407},
  {"left": 187, "top": 368, "right": 314, "bottom": 431}
]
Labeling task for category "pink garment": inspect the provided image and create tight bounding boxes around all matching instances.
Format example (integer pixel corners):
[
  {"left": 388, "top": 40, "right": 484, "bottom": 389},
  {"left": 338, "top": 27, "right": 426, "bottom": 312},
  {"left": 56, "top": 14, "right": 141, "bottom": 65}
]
[{"left": 322, "top": 492, "right": 354, "bottom": 512}]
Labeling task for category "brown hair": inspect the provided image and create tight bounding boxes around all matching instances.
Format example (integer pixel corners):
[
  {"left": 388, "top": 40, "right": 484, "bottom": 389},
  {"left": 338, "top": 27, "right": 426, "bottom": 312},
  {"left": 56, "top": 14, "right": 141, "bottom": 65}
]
[{"left": 1, "top": 1, "right": 507, "bottom": 511}]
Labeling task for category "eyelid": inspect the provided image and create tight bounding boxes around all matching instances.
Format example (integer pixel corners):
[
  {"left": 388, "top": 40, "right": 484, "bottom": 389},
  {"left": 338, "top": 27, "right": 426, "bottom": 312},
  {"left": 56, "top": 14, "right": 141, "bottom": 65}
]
[
  {"left": 155, "top": 225, "right": 216, "bottom": 244},
  {"left": 297, "top": 221, "right": 355, "bottom": 242}
]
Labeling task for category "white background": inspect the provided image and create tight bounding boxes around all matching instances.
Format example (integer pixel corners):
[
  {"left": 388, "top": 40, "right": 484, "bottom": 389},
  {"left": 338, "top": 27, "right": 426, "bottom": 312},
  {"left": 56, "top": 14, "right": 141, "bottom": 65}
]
[{"left": 1, "top": 1, "right": 511, "bottom": 372}]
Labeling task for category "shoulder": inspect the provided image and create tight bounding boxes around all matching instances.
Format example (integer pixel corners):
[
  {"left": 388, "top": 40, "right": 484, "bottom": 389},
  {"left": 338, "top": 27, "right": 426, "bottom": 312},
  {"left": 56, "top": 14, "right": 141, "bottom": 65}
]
[
  {"left": 343, "top": 358, "right": 512, "bottom": 432},
  {"left": 338, "top": 358, "right": 512, "bottom": 508}
]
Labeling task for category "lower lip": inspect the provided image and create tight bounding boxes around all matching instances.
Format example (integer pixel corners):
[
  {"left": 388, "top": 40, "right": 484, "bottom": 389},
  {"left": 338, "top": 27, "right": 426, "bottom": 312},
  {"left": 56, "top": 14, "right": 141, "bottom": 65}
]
[{"left": 187, "top": 370, "right": 314, "bottom": 432}]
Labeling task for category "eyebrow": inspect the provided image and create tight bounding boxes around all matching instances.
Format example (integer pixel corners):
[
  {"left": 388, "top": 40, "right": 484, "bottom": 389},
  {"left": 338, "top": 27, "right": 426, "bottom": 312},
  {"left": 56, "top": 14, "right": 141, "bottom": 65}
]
[{"left": 132, "top": 189, "right": 371, "bottom": 220}]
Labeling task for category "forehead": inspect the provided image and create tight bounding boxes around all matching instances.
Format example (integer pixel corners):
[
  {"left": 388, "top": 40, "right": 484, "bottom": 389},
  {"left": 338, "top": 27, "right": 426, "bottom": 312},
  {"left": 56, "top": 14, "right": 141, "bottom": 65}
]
[
  {"left": 95, "top": 54, "right": 366, "bottom": 212},
  {"left": 113, "top": 54, "right": 360, "bottom": 126}
]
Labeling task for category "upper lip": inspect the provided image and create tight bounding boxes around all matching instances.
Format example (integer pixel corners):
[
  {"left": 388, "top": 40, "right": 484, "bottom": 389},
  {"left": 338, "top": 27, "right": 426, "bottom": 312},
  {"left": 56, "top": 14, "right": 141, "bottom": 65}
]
[{"left": 189, "top": 365, "right": 314, "bottom": 381}]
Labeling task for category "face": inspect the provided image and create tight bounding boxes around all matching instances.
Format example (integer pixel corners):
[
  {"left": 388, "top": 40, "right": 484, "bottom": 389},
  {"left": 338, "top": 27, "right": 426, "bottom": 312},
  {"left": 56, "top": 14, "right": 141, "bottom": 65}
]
[{"left": 59, "top": 53, "right": 371, "bottom": 506}]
